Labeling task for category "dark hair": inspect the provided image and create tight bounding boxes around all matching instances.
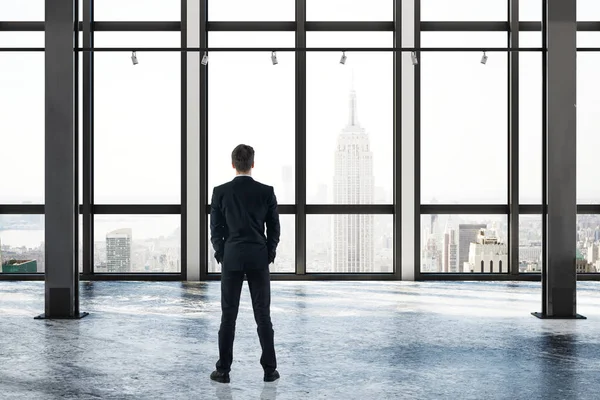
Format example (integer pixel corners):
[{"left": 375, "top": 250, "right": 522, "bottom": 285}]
[{"left": 231, "top": 144, "right": 255, "bottom": 172}]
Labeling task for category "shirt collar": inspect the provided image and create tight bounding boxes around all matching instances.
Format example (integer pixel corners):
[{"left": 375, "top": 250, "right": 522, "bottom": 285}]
[{"left": 234, "top": 174, "right": 253, "bottom": 179}]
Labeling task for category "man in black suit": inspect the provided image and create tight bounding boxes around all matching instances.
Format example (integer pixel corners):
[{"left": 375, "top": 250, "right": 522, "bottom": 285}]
[{"left": 209, "top": 144, "right": 281, "bottom": 384}]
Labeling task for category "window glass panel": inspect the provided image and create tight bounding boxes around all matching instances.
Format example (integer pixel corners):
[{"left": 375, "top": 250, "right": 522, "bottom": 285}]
[
  {"left": 519, "top": 215, "right": 542, "bottom": 273},
  {"left": 0, "top": 215, "right": 44, "bottom": 273},
  {"left": 209, "top": 0, "right": 294, "bottom": 21},
  {"left": 208, "top": 51, "right": 295, "bottom": 204},
  {"left": 578, "top": 0, "right": 600, "bottom": 22},
  {"left": 520, "top": 32, "right": 541, "bottom": 48},
  {"left": 94, "top": 215, "right": 180, "bottom": 273},
  {"left": 421, "top": 32, "right": 506, "bottom": 48},
  {"left": 0, "top": 1, "right": 44, "bottom": 20},
  {"left": 209, "top": 32, "right": 295, "bottom": 48},
  {"left": 307, "top": 0, "right": 393, "bottom": 21},
  {"left": 0, "top": 32, "right": 44, "bottom": 48},
  {"left": 307, "top": 32, "right": 393, "bottom": 48},
  {"left": 307, "top": 51, "right": 393, "bottom": 204},
  {"left": 307, "top": 214, "right": 393, "bottom": 273},
  {"left": 94, "top": 0, "right": 180, "bottom": 21},
  {"left": 78, "top": 53, "right": 83, "bottom": 204},
  {"left": 520, "top": 52, "right": 542, "bottom": 204},
  {"left": 520, "top": 0, "right": 541, "bottom": 21},
  {"left": 208, "top": 215, "right": 295, "bottom": 273},
  {"left": 94, "top": 32, "right": 180, "bottom": 48},
  {"left": 94, "top": 51, "right": 180, "bottom": 204},
  {"left": 78, "top": 215, "right": 83, "bottom": 273},
  {"left": 578, "top": 32, "right": 600, "bottom": 48},
  {"left": 420, "top": 214, "right": 507, "bottom": 273},
  {"left": 0, "top": 52, "right": 44, "bottom": 204},
  {"left": 577, "top": 215, "right": 600, "bottom": 273},
  {"left": 421, "top": 50, "right": 507, "bottom": 204},
  {"left": 577, "top": 52, "right": 600, "bottom": 204},
  {"left": 421, "top": 0, "right": 507, "bottom": 21}
]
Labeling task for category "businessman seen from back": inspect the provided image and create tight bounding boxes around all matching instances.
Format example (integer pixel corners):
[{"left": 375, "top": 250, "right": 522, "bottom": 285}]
[{"left": 209, "top": 144, "right": 281, "bottom": 384}]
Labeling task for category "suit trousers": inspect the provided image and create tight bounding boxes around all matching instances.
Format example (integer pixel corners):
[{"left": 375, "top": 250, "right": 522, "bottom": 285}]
[{"left": 216, "top": 267, "right": 277, "bottom": 374}]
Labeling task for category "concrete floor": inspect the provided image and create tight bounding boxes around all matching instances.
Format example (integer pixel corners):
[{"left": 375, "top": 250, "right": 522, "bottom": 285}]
[{"left": 0, "top": 281, "right": 599, "bottom": 400}]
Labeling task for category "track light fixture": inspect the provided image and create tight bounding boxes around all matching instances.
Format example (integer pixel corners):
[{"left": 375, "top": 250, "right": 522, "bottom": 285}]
[
  {"left": 481, "top": 51, "right": 488, "bottom": 65},
  {"left": 271, "top": 51, "right": 278, "bottom": 65},
  {"left": 131, "top": 51, "right": 138, "bottom": 65},
  {"left": 201, "top": 52, "right": 209, "bottom": 66},
  {"left": 411, "top": 51, "right": 418, "bottom": 66},
  {"left": 340, "top": 51, "right": 347, "bottom": 65}
]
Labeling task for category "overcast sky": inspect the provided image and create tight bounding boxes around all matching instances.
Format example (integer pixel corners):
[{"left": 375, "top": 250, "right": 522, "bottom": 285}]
[{"left": 1, "top": 0, "right": 600, "bottom": 208}]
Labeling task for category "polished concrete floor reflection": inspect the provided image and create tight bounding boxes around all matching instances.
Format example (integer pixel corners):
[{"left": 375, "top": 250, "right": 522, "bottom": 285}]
[{"left": 1, "top": 281, "right": 599, "bottom": 399}]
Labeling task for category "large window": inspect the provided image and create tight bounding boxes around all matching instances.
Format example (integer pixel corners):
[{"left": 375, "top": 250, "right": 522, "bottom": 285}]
[
  {"left": 0, "top": 215, "right": 45, "bottom": 273},
  {"left": 420, "top": 215, "right": 507, "bottom": 274},
  {"left": 208, "top": 215, "right": 295, "bottom": 274},
  {"left": 307, "top": 215, "right": 393, "bottom": 273},
  {"left": 421, "top": 34, "right": 507, "bottom": 205},
  {"left": 94, "top": 35, "right": 181, "bottom": 204},
  {"left": 307, "top": 34, "right": 393, "bottom": 205},
  {"left": 2, "top": 0, "right": 597, "bottom": 281},
  {"left": 208, "top": 33, "right": 295, "bottom": 204},
  {"left": 0, "top": 52, "right": 44, "bottom": 205},
  {"left": 94, "top": 215, "right": 180, "bottom": 273}
]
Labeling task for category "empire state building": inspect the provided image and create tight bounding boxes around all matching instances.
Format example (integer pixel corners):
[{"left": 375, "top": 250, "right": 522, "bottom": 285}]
[{"left": 332, "top": 89, "right": 375, "bottom": 273}]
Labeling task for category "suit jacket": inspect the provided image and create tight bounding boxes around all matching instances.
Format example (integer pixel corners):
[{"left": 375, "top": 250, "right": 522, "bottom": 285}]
[{"left": 210, "top": 176, "right": 281, "bottom": 271}]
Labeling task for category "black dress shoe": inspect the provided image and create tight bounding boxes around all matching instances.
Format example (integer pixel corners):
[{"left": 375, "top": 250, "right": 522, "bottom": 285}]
[
  {"left": 210, "top": 370, "right": 230, "bottom": 383},
  {"left": 264, "top": 370, "right": 280, "bottom": 382}
]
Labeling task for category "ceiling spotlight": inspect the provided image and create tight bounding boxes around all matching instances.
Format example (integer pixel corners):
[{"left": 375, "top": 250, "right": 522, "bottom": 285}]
[
  {"left": 201, "top": 52, "right": 209, "bottom": 66},
  {"left": 271, "top": 51, "right": 278, "bottom": 65},
  {"left": 131, "top": 51, "right": 138, "bottom": 65},
  {"left": 340, "top": 51, "right": 347, "bottom": 65},
  {"left": 411, "top": 51, "right": 418, "bottom": 66},
  {"left": 481, "top": 51, "right": 488, "bottom": 65}
]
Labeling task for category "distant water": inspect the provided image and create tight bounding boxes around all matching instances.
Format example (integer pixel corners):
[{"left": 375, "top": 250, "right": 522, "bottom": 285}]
[{"left": 0, "top": 230, "right": 44, "bottom": 248}]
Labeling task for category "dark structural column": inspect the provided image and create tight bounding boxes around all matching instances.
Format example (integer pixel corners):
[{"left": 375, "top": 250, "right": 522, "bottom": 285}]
[
  {"left": 533, "top": 0, "right": 583, "bottom": 319},
  {"left": 37, "top": 0, "right": 87, "bottom": 319}
]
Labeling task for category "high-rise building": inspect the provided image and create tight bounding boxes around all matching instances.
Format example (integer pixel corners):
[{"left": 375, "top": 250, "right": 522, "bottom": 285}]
[
  {"left": 106, "top": 228, "right": 132, "bottom": 273},
  {"left": 333, "top": 89, "right": 374, "bottom": 273},
  {"left": 587, "top": 243, "right": 599, "bottom": 264},
  {"left": 465, "top": 229, "right": 508, "bottom": 273},
  {"left": 458, "top": 224, "right": 487, "bottom": 273},
  {"left": 443, "top": 229, "right": 458, "bottom": 273}
]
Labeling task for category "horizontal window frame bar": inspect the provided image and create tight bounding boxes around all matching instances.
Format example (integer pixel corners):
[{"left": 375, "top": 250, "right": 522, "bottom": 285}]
[
  {"left": 2, "top": 21, "right": 600, "bottom": 33},
  {"left": 205, "top": 273, "right": 398, "bottom": 281},
  {"left": 0, "top": 205, "right": 44, "bottom": 214},
  {"left": 305, "top": 21, "right": 394, "bottom": 31},
  {"left": 93, "top": 22, "right": 180, "bottom": 31},
  {"left": 204, "top": 205, "right": 296, "bottom": 214},
  {"left": 306, "top": 204, "right": 394, "bottom": 214},
  {"left": 208, "top": 21, "right": 295, "bottom": 31},
  {"left": 81, "top": 274, "right": 183, "bottom": 280},
  {"left": 520, "top": 205, "right": 544, "bottom": 214},
  {"left": 205, "top": 205, "right": 394, "bottom": 214},
  {"left": 420, "top": 204, "right": 508, "bottom": 214},
  {"left": 417, "top": 273, "right": 540, "bottom": 281},
  {"left": 3, "top": 21, "right": 599, "bottom": 32},
  {"left": 1, "top": 273, "right": 599, "bottom": 281},
  {"left": 63, "top": 47, "right": 545, "bottom": 52},
  {"left": 577, "top": 205, "right": 600, "bottom": 214},
  {"left": 92, "top": 205, "right": 181, "bottom": 214}
]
